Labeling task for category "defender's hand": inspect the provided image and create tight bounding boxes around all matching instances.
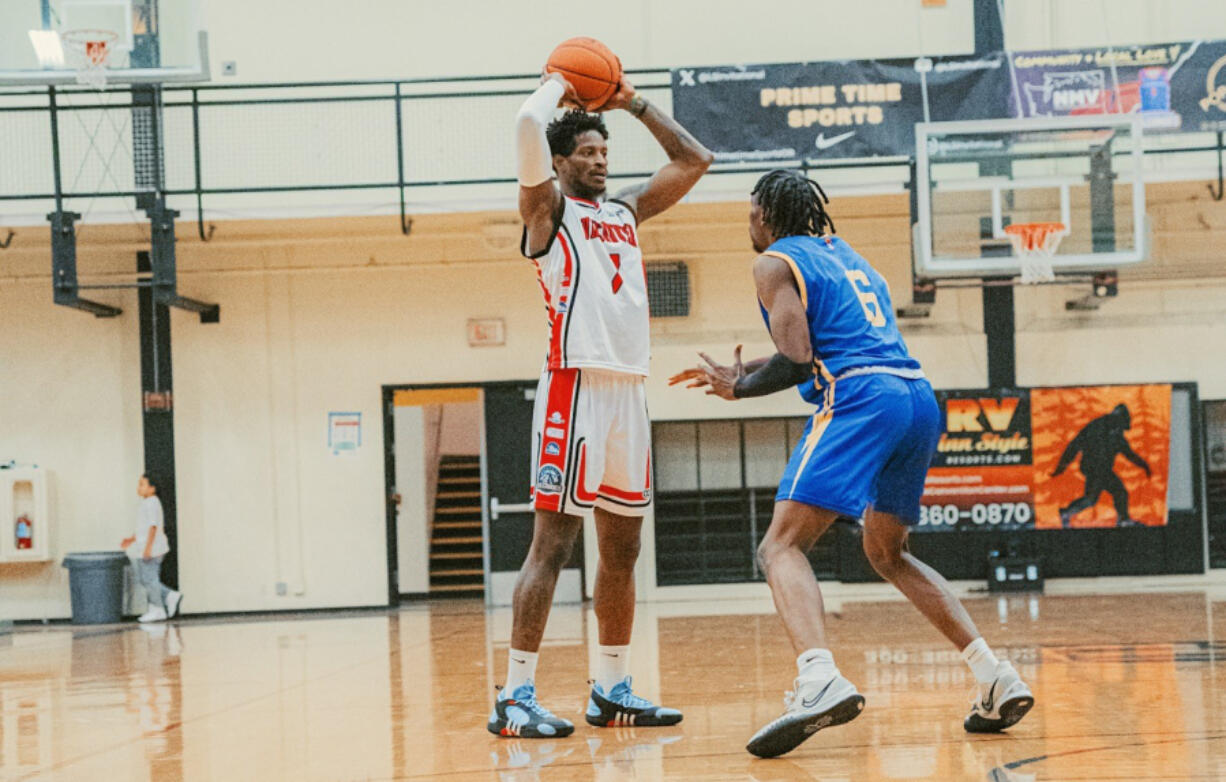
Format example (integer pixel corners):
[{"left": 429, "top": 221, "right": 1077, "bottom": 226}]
[
  {"left": 601, "top": 75, "right": 638, "bottom": 113},
  {"left": 667, "top": 367, "right": 710, "bottom": 389},
  {"left": 698, "top": 345, "right": 745, "bottom": 401}
]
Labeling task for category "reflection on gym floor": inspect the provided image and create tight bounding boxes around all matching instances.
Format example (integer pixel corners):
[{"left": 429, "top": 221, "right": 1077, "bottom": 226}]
[{"left": 1, "top": 589, "right": 1224, "bottom": 780}]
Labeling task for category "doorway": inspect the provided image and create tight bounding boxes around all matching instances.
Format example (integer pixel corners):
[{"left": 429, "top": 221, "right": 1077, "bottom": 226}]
[{"left": 382, "top": 381, "right": 584, "bottom": 605}]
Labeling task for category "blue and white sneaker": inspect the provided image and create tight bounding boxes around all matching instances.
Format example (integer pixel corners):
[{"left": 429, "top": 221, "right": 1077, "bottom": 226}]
[
  {"left": 586, "top": 677, "right": 683, "bottom": 727},
  {"left": 487, "top": 682, "right": 575, "bottom": 739}
]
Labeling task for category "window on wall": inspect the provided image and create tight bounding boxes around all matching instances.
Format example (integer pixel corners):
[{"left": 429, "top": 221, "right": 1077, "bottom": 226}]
[{"left": 653, "top": 417, "right": 840, "bottom": 586}]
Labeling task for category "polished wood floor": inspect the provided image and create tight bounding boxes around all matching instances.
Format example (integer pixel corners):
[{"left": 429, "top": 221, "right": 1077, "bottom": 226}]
[{"left": 2, "top": 584, "right": 1226, "bottom": 781}]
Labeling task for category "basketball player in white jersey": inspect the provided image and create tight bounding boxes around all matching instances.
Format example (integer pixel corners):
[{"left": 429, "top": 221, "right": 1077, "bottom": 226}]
[{"left": 488, "top": 72, "right": 712, "bottom": 738}]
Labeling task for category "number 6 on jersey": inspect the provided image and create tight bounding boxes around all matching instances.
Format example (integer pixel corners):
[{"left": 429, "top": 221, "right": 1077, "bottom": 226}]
[{"left": 845, "top": 270, "right": 887, "bottom": 327}]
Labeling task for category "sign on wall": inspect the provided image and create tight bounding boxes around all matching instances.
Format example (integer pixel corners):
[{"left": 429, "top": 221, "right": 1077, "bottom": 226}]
[
  {"left": 1010, "top": 40, "right": 1226, "bottom": 132},
  {"left": 671, "top": 54, "right": 1010, "bottom": 162},
  {"left": 328, "top": 411, "right": 362, "bottom": 456},
  {"left": 671, "top": 40, "right": 1226, "bottom": 160},
  {"left": 920, "top": 389, "right": 1036, "bottom": 531},
  {"left": 467, "top": 318, "right": 506, "bottom": 347},
  {"left": 917, "top": 384, "right": 1171, "bottom": 531}
]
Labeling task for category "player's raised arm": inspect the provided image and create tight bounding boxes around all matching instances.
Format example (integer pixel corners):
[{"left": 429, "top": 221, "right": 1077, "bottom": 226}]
[
  {"left": 516, "top": 73, "right": 573, "bottom": 254},
  {"left": 608, "top": 77, "right": 713, "bottom": 225}
]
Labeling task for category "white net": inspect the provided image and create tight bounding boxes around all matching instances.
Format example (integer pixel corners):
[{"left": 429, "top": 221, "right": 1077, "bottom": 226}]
[
  {"left": 61, "top": 30, "right": 117, "bottom": 90},
  {"left": 1005, "top": 222, "right": 1068, "bottom": 285}
]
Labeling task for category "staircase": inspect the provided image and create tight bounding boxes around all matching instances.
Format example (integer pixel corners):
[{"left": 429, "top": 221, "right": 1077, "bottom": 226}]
[{"left": 428, "top": 456, "right": 485, "bottom": 597}]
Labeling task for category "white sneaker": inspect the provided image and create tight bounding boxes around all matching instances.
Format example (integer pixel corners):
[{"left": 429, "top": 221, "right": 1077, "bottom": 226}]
[
  {"left": 964, "top": 661, "right": 1034, "bottom": 733},
  {"left": 165, "top": 590, "right": 182, "bottom": 618},
  {"left": 746, "top": 673, "right": 865, "bottom": 758},
  {"left": 137, "top": 607, "right": 168, "bottom": 623}
]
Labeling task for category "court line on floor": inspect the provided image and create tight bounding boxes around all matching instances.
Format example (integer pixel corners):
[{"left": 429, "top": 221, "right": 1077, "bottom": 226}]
[{"left": 989, "top": 732, "right": 1226, "bottom": 780}]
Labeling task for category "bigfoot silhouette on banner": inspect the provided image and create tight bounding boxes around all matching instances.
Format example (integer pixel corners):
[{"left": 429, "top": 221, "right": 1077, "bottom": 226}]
[
  {"left": 1032, "top": 385, "right": 1171, "bottom": 529},
  {"left": 1051, "top": 404, "right": 1152, "bottom": 527}
]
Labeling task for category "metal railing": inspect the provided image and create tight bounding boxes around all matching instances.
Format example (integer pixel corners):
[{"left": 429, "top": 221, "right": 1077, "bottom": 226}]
[
  {"left": 0, "top": 70, "right": 917, "bottom": 241},
  {"left": 0, "top": 70, "right": 1221, "bottom": 244}
]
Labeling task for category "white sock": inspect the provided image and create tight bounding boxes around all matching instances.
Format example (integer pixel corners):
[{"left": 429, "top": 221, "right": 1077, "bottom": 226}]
[
  {"left": 961, "top": 638, "right": 1001, "bottom": 685},
  {"left": 504, "top": 648, "right": 538, "bottom": 693},
  {"left": 797, "top": 648, "right": 837, "bottom": 681},
  {"left": 595, "top": 644, "right": 631, "bottom": 693}
]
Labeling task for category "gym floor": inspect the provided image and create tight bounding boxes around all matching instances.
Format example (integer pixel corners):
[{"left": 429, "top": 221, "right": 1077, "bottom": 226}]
[{"left": 2, "top": 578, "right": 1225, "bottom": 781}]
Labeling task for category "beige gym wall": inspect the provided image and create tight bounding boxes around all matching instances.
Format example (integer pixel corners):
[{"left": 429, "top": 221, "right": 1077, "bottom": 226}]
[
  {"left": 197, "top": 0, "right": 1226, "bottom": 84},
  {"left": 1, "top": 182, "right": 1224, "bottom": 618}
]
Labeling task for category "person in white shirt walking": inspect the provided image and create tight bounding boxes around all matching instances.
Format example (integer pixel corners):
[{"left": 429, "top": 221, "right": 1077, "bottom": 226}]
[{"left": 120, "top": 474, "right": 182, "bottom": 623}]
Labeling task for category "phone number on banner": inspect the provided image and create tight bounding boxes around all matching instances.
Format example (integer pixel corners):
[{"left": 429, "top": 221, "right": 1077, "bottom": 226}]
[{"left": 917, "top": 502, "right": 1034, "bottom": 529}]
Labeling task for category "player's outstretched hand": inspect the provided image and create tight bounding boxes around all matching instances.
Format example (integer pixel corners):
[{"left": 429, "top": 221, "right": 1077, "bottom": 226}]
[
  {"left": 600, "top": 75, "right": 637, "bottom": 113},
  {"left": 542, "top": 70, "right": 583, "bottom": 110},
  {"left": 667, "top": 367, "right": 710, "bottom": 389},
  {"left": 698, "top": 345, "right": 744, "bottom": 401}
]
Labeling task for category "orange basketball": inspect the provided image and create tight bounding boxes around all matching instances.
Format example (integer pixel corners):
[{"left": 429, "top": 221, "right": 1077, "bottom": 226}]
[{"left": 545, "top": 37, "right": 622, "bottom": 112}]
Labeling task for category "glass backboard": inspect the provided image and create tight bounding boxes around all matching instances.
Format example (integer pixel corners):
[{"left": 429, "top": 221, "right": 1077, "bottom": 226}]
[
  {"left": 0, "top": 0, "right": 208, "bottom": 86},
  {"left": 914, "top": 114, "right": 1148, "bottom": 279}
]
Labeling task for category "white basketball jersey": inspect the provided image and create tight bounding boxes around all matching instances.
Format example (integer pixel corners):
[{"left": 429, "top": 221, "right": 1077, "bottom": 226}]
[{"left": 522, "top": 195, "right": 649, "bottom": 376}]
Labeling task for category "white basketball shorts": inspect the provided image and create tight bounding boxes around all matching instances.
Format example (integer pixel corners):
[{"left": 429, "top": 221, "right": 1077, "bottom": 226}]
[{"left": 529, "top": 367, "right": 653, "bottom": 517}]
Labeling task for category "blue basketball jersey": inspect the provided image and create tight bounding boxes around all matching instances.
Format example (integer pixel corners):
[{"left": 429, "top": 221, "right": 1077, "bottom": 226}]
[{"left": 759, "top": 234, "right": 920, "bottom": 405}]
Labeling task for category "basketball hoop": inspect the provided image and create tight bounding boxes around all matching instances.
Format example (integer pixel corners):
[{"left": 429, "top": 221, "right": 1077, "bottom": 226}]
[
  {"left": 1004, "top": 222, "right": 1068, "bottom": 285},
  {"left": 61, "top": 29, "right": 117, "bottom": 89}
]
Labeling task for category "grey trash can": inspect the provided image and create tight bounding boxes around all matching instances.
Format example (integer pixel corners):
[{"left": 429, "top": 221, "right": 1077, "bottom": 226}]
[{"left": 62, "top": 551, "right": 129, "bottom": 624}]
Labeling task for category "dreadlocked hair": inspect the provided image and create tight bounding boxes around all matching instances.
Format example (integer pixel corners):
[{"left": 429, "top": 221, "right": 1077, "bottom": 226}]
[
  {"left": 546, "top": 110, "right": 609, "bottom": 157},
  {"left": 751, "top": 169, "right": 836, "bottom": 238}
]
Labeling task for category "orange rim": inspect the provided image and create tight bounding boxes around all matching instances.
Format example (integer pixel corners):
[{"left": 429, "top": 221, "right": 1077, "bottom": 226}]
[{"left": 1003, "top": 221, "right": 1067, "bottom": 252}]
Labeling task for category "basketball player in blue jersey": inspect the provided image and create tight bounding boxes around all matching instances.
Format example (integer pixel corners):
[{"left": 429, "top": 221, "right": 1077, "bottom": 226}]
[{"left": 671, "top": 170, "right": 1034, "bottom": 758}]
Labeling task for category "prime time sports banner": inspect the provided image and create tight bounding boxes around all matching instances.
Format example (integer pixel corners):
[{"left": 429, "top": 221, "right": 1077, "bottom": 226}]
[
  {"left": 671, "top": 40, "right": 1226, "bottom": 160},
  {"left": 917, "top": 384, "right": 1171, "bottom": 531},
  {"left": 670, "top": 54, "right": 1010, "bottom": 162}
]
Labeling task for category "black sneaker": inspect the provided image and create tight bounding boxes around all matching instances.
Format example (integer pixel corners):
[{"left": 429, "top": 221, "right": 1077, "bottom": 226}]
[
  {"left": 487, "top": 682, "right": 575, "bottom": 739},
  {"left": 585, "top": 677, "right": 683, "bottom": 727}
]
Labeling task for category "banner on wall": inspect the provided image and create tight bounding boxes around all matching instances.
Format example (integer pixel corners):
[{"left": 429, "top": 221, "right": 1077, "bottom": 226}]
[
  {"left": 670, "top": 54, "right": 1010, "bottom": 162},
  {"left": 671, "top": 40, "right": 1226, "bottom": 160},
  {"left": 1009, "top": 40, "right": 1226, "bottom": 132},
  {"left": 917, "top": 384, "right": 1171, "bottom": 531},
  {"left": 919, "top": 389, "right": 1036, "bottom": 531}
]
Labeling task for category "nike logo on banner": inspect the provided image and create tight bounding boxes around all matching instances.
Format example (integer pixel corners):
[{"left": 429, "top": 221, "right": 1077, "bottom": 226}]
[
  {"left": 814, "top": 131, "right": 856, "bottom": 151},
  {"left": 511, "top": 658, "right": 525, "bottom": 664},
  {"left": 801, "top": 679, "right": 834, "bottom": 709}
]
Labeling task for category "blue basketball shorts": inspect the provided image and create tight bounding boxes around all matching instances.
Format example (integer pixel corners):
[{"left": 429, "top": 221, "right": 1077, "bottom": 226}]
[{"left": 776, "top": 372, "right": 941, "bottom": 525}]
